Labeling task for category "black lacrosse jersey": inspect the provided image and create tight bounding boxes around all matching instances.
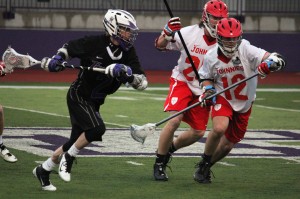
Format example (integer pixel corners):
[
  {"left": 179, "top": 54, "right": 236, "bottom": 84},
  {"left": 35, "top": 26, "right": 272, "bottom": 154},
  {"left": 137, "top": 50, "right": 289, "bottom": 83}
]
[{"left": 65, "top": 34, "right": 145, "bottom": 104}]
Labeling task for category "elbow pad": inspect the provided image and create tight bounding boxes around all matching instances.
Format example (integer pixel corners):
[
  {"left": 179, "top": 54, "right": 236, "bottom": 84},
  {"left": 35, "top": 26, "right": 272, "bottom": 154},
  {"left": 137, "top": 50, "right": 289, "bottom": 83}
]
[{"left": 57, "top": 44, "right": 70, "bottom": 60}]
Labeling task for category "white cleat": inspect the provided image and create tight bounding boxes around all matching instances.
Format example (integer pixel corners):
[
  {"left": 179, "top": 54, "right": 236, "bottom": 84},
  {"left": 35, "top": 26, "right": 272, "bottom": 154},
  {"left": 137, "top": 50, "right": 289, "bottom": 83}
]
[
  {"left": 33, "top": 165, "right": 57, "bottom": 191},
  {"left": 0, "top": 144, "right": 17, "bottom": 163},
  {"left": 59, "top": 153, "right": 75, "bottom": 182}
]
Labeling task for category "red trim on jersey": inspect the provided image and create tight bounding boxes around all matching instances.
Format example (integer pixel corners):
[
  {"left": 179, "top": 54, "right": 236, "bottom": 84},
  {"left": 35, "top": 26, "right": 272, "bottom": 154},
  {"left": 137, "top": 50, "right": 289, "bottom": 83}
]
[
  {"left": 203, "top": 34, "right": 216, "bottom": 46},
  {"left": 217, "top": 49, "right": 231, "bottom": 63}
]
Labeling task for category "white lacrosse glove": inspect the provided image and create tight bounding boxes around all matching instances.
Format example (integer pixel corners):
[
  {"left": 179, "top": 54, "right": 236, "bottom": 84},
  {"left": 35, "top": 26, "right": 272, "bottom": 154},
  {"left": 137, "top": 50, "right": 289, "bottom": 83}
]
[
  {"left": 258, "top": 52, "right": 286, "bottom": 78},
  {"left": 130, "top": 74, "right": 148, "bottom": 90}
]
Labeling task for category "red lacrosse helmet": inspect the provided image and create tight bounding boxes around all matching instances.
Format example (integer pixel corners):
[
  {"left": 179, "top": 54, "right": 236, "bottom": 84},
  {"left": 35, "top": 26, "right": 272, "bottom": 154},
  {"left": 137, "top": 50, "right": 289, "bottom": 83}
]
[
  {"left": 217, "top": 18, "right": 243, "bottom": 58},
  {"left": 202, "top": 0, "right": 229, "bottom": 38}
]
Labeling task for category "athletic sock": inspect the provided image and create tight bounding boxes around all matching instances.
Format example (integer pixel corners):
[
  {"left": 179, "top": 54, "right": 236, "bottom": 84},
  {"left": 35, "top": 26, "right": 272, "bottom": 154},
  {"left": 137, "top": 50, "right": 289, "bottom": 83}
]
[
  {"left": 202, "top": 153, "right": 212, "bottom": 164},
  {"left": 155, "top": 153, "right": 166, "bottom": 164},
  {"left": 42, "top": 158, "right": 57, "bottom": 171},
  {"left": 168, "top": 142, "right": 177, "bottom": 153},
  {"left": 0, "top": 135, "right": 3, "bottom": 145},
  {"left": 67, "top": 145, "right": 80, "bottom": 157}
]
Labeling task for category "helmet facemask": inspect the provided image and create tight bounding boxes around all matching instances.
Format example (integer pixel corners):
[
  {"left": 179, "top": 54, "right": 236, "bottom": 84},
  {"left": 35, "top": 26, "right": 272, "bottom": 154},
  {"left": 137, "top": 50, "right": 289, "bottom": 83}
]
[
  {"left": 203, "top": 12, "right": 223, "bottom": 38},
  {"left": 113, "top": 22, "right": 138, "bottom": 52},
  {"left": 217, "top": 35, "right": 242, "bottom": 58},
  {"left": 216, "top": 18, "right": 243, "bottom": 58},
  {"left": 103, "top": 9, "right": 139, "bottom": 51}
]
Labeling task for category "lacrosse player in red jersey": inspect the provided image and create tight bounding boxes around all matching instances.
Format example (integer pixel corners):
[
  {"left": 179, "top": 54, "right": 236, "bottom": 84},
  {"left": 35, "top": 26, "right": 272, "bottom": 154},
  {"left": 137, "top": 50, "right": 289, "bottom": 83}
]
[
  {"left": 32, "top": 9, "right": 148, "bottom": 191},
  {"left": 0, "top": 61, "right": 18, "bottom": 163},
  {"left": 153, "top": 0, "right": 228, "bottom": 181},
  {"left": 194, "top": 18, "right": 286, "bottom": 183}
]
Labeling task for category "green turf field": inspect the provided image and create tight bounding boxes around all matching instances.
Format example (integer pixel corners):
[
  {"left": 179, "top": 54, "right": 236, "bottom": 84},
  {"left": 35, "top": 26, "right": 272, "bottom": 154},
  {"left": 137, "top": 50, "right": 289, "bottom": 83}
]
[{"left": 0, "top": 83, "right": 299, "bottom": 199}]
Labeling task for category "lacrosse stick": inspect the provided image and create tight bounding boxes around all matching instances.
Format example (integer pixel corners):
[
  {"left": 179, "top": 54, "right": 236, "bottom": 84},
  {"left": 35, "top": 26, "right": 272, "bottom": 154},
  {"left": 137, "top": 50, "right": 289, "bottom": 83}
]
[
  {"left": 130, "top": 73, "right": 259, "bottom": 144},
  {"left": 2, "top": 47, "right": 105, "bottom": 73},
  {"left": 163, "top": 0, "right": 201, "bottom": 82},
  {"left": 2, "top": 46, "right": 41, "bottom": 73},
  {"left": 56, "top": 61, "right": 105, "bottom": 73}
]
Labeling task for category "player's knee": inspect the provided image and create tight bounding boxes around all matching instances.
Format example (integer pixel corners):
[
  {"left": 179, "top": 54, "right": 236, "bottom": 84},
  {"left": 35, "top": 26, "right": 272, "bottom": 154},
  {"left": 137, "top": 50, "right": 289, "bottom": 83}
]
[
  {"left": 168, "top": 117, "right": 182, "bottom": 128},
  {"left": 85, "top": 125, "right": 106, "bottom": 142},
  {"left": 193, "top": 129, "right": 205, "bottom": 138}
]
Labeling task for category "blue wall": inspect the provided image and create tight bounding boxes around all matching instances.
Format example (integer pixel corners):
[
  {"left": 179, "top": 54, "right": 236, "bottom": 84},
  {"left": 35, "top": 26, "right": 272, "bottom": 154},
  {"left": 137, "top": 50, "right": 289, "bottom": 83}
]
[{"left": 0, "top": 29, "right": 299, "bottom": 72}]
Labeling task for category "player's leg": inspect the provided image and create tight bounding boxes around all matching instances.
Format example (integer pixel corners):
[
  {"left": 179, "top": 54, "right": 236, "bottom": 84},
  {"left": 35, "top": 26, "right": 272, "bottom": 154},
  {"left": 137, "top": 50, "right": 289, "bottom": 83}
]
[
  {"left": 58, "top": 89, "right": 106, "bottom": 182},
  {"left": 165, "top": 103, "right": 209, "bottom": 164},
  {"left": 194, "top": 96, "right": 231, "bottom": 183},
  {"left": 211, "top": 107, "right": 252, "bottom": 164},
  {"left": 0, "top": 104, "right": 17, "bottom": 163},
  {"left": 154, "top": 113, "right": 183, "bottom": 181},
  {"left": 154, "top": 78, "right": 192, "bottom": 181}
]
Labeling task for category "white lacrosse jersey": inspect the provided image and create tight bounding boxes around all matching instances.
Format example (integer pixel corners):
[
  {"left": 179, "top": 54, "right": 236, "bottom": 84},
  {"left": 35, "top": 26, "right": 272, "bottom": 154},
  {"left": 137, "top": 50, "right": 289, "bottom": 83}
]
[
  {"left": 199, "top": 39, "right": 267, "bottom": 113},
  {"left": 166, "top": 24, "right": 217, "bottom": 95}
]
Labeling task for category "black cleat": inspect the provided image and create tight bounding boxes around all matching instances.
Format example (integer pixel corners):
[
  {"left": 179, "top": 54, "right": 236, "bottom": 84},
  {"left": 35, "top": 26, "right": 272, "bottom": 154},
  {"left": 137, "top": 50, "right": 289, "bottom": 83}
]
[
  {"left": 33, "top": 165, "right": 57, "bottom": 191},
  {"left": 153, "top": 163, "right": 168, "bottom": 181},
  {"left": 193, "top": 160, "right": 212, "bottom": 184}
]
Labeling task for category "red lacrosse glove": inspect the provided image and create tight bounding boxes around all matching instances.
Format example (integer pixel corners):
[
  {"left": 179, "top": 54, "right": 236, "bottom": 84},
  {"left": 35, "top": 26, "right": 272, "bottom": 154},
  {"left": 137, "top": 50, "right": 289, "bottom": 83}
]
[
  {"left": 162, "top": 17, "right": 182, "bottom": 41},
  {"left": 0, "top": 61, "right": 6, "bottom": 77}
]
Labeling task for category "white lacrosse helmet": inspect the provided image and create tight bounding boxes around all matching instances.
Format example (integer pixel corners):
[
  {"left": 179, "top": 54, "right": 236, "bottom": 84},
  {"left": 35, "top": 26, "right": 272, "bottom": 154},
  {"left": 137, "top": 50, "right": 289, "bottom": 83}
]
[{"left": 103, "top": 9, "right": 139, "bottom": 51}]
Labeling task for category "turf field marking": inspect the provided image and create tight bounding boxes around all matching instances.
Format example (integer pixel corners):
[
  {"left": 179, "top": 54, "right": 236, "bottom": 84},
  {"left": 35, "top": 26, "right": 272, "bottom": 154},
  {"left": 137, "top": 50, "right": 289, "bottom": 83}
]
[
  {"left": 116, "top": 115, "right": 128, "bottom": 118},
  {"left": 4, "top": 105, "right": 69, "bottom": 118},
  {"left": 3, "top": 106, "right": 128, "bottom": 127},
  {"left": 126, "top": 161, "right": 144, "bottom": 166},
  {"left": 254, "top": 105, "right": 300, "bottom": 112},
  {"left": 217, "top": 162, "right": 236, "bottom": 166},
  {"left": 282, "top": 157, "right": 300, "bottom": 164},
  {"left": 4, "top": 128, "right": 300, "bottom": 159}
]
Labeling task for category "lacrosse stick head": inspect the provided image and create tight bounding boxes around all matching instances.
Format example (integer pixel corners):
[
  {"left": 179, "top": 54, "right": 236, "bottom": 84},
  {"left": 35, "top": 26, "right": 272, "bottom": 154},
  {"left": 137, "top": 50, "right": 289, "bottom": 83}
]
[
  {"left": 130, "top": 123, "right": 156, "bottom": 144},
  {"left": 2, "top": 46, "right": 41, "bottom": 73}
]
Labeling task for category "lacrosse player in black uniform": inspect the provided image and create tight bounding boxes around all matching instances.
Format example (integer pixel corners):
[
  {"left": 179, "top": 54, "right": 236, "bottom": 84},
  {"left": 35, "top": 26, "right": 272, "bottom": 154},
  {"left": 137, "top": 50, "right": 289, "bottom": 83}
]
[
  {"left": 0, "top": 61, "right": 18, "bottom": 163},
  {"left": 33, "top": 9, "right": 148, "bottom": 191}
]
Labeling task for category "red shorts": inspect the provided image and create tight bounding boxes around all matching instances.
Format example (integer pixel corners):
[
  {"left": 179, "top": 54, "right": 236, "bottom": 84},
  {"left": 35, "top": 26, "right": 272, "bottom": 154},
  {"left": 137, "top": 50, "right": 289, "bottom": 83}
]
[
  {"left": 164, "top": 78, "right": 210, "bottom": 130},
  {"left": 211, "top": 95, "right": 252, "bottom": 144}
]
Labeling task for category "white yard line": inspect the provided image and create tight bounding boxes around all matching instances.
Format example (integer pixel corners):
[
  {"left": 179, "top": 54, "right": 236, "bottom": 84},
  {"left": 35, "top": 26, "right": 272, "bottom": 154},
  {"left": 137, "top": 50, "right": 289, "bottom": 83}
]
[
  {"left": 3, "top": 106, "right": 128, "bottom": 127},
  {"left": 254, "top": 105, "right": 300, "bottom": 112}
]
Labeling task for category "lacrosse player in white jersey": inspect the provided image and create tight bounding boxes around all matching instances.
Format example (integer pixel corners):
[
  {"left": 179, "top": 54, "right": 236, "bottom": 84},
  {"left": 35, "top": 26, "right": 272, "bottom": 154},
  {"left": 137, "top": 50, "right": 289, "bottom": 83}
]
[
  {"left": 0, "top": 61, "right": 18, "bottom": 163},
  {"left": 153, "top": 0, "right": 228, "bottom": 181},
  {"left": 194, "top": 17, "right": 286, "bottom": 183}
]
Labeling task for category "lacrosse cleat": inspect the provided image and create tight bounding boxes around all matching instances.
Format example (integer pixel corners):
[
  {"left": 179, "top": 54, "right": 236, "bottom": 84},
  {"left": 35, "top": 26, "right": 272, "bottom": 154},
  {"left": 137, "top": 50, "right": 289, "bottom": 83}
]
[
  {"left": 59, "top": 152, "right": 75, "bottom": 182},
  {"left": 153, "top": 163, "right": 168, "bottom": 181},
  {"left": 33, "top": 165, "right": 57, "bottom": 191},
  {"left": 193, "top": 159, "right": 212, "bottom": 183},
  {"left": 0, "top": 144, "right": 17, "bottom": 163}
]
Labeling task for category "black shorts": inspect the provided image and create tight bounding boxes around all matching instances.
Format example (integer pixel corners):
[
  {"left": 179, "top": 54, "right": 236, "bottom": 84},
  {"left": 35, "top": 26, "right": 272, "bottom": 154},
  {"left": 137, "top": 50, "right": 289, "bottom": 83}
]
[{"left": 67, "top": 88, "right": 104, "bottom": 131}]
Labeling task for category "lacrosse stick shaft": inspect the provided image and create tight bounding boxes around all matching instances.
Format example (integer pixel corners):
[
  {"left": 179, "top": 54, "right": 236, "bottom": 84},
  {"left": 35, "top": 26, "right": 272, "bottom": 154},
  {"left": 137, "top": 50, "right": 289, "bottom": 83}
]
[
  {"left": 59, "top": 63, "right": 105, "bottom": 73},
  {"left": 155, "top": 73, "right": 259, "bottom": 126},
  {"left": 163, "top": 0, "right": 201, "bottom": 82}
]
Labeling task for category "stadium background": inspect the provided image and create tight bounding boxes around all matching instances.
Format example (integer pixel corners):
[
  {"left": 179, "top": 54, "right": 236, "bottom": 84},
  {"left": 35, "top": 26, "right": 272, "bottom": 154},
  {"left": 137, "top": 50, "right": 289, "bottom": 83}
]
[{"left": 0, "top": 0, "right": 300, "bottom": 79}]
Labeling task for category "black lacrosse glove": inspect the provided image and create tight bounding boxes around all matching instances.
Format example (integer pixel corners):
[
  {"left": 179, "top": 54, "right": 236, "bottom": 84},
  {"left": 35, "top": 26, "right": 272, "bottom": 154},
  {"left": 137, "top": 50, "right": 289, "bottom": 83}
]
[
  {"left": 105, "top": 64, "right": 134, "bottom": 83},
  {"left": 199, "top": 85, "right": 217, "bottom": 107}
]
